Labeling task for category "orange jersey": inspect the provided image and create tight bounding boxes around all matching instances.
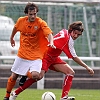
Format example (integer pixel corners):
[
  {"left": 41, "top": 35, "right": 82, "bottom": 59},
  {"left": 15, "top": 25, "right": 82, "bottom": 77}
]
[{"left": 15, "top": 16, "right": 52, "bottom": 60}]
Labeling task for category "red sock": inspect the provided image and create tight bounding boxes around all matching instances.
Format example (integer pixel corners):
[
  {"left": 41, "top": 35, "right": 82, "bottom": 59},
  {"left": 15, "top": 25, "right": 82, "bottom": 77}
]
[
  {"left": 61, "top": 75, "right": 73, "bottom": 98},
  {"left": 15, "top": 78, "right": 36, "bottom": 95}
]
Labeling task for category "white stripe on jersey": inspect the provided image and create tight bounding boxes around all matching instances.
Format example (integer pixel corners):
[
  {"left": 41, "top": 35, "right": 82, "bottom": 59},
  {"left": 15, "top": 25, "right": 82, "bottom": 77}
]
[
  {"left": 68, "top": 36, "right": 77, "bottom": 57},
  {"left": 53, "top": 30, "right": 65, "bottom": 40}
]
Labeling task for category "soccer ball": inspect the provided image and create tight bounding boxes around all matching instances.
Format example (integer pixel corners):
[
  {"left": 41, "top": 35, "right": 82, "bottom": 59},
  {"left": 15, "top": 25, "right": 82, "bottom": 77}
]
[{"left": 41, "top": 91, "right": 56, "bottom": 100}]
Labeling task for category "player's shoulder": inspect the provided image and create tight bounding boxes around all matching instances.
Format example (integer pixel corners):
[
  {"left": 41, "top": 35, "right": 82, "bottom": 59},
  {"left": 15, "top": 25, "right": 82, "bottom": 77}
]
[
  {"left": 36, "top": 17, "right": 43, "bottom": 22},
  {"left": 61, "top": 29, "right": 68, "bottom": 33},
  {"left": 36, "top": 17, "right": 46, "bottom": 24},
  {"left": 17, "top": 16, "right": 27, "bottom": 21},
  {"left": 59, "top": 29, "right": 68, "bottom": 35},
  {"left": 61, "top": 29, "right": 70, "bottom": 40}
]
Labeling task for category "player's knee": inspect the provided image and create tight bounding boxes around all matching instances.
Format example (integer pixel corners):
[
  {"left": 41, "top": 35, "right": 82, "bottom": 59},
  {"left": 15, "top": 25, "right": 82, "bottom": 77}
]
[
  {"left": 31, "top": 73, "right": 40, "bottom": 80},
  {"left": 67, "top": 70, "right": 75, "bottom": 76},
  {"left": 31, "top": 71, "right": 45, "bottom": 80},
  {"left": 11, "top": 73, "right": 18, "bottom": 80}
]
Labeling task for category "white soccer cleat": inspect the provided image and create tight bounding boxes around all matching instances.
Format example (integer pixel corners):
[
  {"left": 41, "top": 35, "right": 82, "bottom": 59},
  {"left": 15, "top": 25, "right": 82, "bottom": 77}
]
[
  {"left": 9, "top": 91, "right": 17, "bottom": 100},
  {"left": 60, "top": 96, "right": 75, "bottom": 100}
]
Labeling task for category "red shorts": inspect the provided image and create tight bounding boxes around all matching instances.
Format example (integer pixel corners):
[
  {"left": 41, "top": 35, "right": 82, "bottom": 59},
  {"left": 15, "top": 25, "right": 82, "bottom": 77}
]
[{"left": 42, "top": 54, "right": 66, "bottom": 72}]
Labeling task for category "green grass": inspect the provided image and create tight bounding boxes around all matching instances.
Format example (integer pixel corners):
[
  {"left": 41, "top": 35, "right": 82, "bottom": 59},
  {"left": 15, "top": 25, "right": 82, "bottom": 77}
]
[{"left": 1, "top": 88, "right": 100, "bottom": 100}]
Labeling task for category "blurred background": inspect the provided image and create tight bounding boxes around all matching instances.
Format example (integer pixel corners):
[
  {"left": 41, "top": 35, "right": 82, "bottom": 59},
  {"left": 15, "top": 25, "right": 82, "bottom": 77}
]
[{"left": 0, "top": 0, "right": 100, "bottom": 89}]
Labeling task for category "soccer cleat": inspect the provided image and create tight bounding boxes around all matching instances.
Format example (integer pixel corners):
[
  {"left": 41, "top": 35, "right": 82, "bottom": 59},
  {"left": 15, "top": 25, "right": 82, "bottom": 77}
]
[
  {"left": 3, "top": 97, "right": 9, "bottom": 100},
  {"left": 9, "top": 91, "right": 17, "bottom": 100},
  {"left": 19, "top": 76, "right": 27, "bottom": 86},
  {"left": 60, "top": 96, "right": 75, "bottom": 100}
]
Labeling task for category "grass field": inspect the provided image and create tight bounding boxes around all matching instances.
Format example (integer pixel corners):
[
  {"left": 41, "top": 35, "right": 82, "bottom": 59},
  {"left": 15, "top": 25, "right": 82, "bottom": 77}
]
[{"left": 1, "top": 88, "right": 100, "bottom": 100}]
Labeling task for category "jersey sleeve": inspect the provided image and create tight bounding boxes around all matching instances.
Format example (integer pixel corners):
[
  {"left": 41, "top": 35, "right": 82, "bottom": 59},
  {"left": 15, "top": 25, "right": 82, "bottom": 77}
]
[
  {"left": 63, "top": 36, "right": 77, "bottom": 58},
  {"left": 40, "top": 20, "right": 53, "bottom": 37},
  {"left": 14, "top": 17, "right": 23, "bottom": 31}
]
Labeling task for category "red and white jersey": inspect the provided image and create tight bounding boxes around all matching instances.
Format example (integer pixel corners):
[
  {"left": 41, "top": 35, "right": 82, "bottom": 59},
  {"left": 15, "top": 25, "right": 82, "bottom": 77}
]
[{"left": 47, "top": 29, "right": 77, "bottom": 58}]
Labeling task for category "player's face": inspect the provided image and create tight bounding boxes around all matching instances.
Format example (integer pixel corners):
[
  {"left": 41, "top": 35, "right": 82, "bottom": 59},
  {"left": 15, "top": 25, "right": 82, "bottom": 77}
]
[
  {"left": 27, "top": 9, "right": 37, "bottom": 22},
  {"left": 71, "top": 30, "right": 82, "bottom": 40}
]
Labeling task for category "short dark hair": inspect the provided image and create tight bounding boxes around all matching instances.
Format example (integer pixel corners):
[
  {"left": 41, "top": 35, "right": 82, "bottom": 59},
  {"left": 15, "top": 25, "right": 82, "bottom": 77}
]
[
  {"left": 68, "top": 21, "right": 84, "bottom": 33},
  {"left": 24, "top": 2, "right": 39, "bottom": 14}
]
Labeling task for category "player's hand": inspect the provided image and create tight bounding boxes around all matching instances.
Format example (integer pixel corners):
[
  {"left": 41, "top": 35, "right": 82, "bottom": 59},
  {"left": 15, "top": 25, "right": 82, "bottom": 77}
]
[
  {"left": 87, "top": 67, "right": 94, "bottom": 76},
  {"left": 10, "top": 39, "right": 15, "bottom": 47},
  {"left": 47, "top": 44, "right": 56, "bottom": 49}
]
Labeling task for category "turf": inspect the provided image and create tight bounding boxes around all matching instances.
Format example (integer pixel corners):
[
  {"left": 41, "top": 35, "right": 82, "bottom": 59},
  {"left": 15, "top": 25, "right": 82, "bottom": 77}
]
[{"left": 1, "top": 88, "right": 100, "bottom": 100}]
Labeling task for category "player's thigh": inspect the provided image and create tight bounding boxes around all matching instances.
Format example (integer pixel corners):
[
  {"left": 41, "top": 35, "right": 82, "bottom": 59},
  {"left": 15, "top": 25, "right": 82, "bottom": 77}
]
[
  {"left": 30, "top": 59, "right": 42, "bottom": 79},
  {"left": 53, "top": 64, "right": 75, "bottom": 75}
]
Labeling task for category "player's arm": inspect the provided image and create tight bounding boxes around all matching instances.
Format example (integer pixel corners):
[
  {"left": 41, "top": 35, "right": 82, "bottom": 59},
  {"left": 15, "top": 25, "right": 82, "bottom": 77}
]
[
  {"left": 40, "top": 20, "right": 56, "bottom": 49},
  {"left": 47, "top": 33, "right": 56, "bottom": 49},
  {"left": 10, "top": 27, "right": 18, "bottom": 47},
  {"left": 72, "top": 56, "right": 94, "bottom": 75}
]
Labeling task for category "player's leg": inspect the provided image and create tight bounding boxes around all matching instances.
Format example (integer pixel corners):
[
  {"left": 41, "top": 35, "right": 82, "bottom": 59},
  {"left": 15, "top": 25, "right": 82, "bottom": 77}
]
[
  {"left": 7, "top": 57, "right": 36, "bottom": 100},
  {"left": 4, "top": 56, "right": 31, "bottom": 100},
  {"left": 9, "top": 78, "right": 36, "bottom": 100},
  {"left": 9, "top": 59, "right": 43, "bottom": 100},
  {"left": 16, "top": 70, "right": 45, "bottom": 95},
  {"left": 4, "top": 73, "right": 18, "bottom": 100},
  {"left": 50, "top": 63, "right": 75, "bottom": 100},
  {"left": 4, "top": 57, "right": 22, "bottom": 100},
  {"left": 9, "top": 70, "right": 45, "bottom": 100},
  {"left": 49, "top": 56, "right": 75, "bottom": 100},
  {"left": 10, "top": 56, "right": 50, "bottom": 99}
]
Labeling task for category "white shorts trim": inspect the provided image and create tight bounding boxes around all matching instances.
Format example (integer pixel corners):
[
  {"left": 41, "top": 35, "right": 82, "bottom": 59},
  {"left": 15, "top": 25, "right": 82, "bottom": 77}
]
[{"left": 11, "top": 56, "right": 42, "bottom": 75}]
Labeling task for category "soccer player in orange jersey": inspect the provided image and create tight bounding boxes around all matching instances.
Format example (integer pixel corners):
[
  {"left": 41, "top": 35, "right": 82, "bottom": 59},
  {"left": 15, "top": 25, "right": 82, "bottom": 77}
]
[
  {"left": 9, "top": 21, "right": 94, "bottom": 100},
  {"left": 3, "top": 2, "right": 56, "bottom": 100}
]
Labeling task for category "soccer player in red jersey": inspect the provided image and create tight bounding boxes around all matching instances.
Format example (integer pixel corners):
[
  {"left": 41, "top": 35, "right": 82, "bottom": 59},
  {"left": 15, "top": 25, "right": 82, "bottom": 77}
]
[{"left": 9, "top": 21, "right": 94, "bottom": 100}]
